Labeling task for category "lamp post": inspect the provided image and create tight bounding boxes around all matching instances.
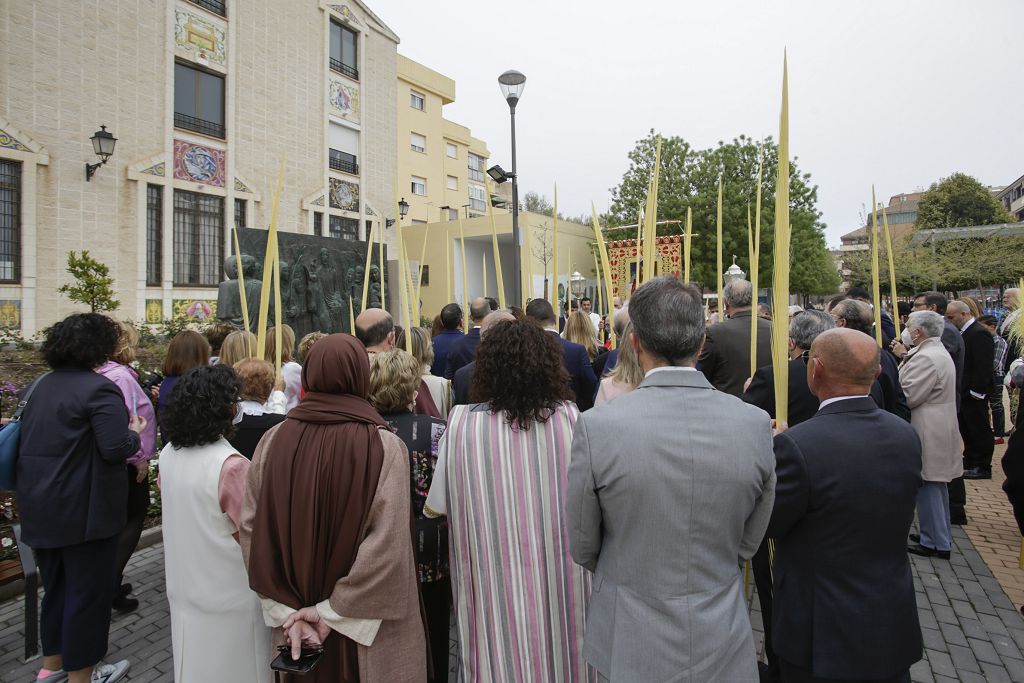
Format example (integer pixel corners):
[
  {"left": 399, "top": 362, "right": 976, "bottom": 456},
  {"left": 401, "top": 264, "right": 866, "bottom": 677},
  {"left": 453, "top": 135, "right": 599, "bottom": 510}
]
[
  {"left": 570, "top": 270, "right": 585, "bottom": 300},
  {"left": 85, "top": 125, "right": 117, "bottom": 181},
  {"left": 724, "top": 256, "right": 746, "bottom": 283},
  {"left": 498, "top": 69, "right": 526, "bottom": 307}
]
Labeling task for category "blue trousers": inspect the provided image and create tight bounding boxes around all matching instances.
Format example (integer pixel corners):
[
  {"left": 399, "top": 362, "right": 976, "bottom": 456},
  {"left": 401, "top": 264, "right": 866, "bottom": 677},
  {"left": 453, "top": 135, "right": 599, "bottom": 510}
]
[{"left": 918, "top": 481, "right": 952, "bottom": 553}]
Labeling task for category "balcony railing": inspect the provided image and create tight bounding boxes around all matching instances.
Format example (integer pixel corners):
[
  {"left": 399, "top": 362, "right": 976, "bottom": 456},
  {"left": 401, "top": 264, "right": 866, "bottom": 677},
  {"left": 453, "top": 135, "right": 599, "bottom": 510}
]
[
  {"left": 174, "top": 112, "right": 225, "bottom": 139},
  {"left": 330, "top": 58, "right": 359, "bottom": 81},
  {"left": 187, "top": 0, "right": 226, "bottom": 17},
  {"left": 329, "top": 149, "right": 359, "bottom": 175},
  {"left": 468, "top": 168, "right": 484, "bottom": 182}
]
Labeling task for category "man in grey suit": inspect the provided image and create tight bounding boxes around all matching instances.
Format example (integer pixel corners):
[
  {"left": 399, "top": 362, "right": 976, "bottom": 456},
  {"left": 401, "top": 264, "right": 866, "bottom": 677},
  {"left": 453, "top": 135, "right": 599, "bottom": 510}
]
[{"left": 567, "top": 276, "right": 776, "bottom": 682}]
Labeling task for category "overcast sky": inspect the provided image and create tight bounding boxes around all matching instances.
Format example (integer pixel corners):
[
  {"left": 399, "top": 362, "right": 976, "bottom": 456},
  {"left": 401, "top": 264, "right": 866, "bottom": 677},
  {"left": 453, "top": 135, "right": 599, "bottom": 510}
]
[{"left": 371, "top": 0, "right": 1021, "bottom": 247}]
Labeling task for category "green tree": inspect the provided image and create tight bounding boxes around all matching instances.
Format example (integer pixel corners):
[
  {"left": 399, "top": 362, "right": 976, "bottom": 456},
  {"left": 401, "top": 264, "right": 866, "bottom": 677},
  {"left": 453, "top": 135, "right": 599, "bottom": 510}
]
[
  {"left": 58, "top": 250, "right": 120, "bottom": 312},
  {"left": 607, "top": 131, "right": 839, "bottom": 295},
  {"left": 522, "top": 191, "right": 555, "bottom": 216},
  {"left": 915, "top": 173, "right": 1013, "bottom": 229}
]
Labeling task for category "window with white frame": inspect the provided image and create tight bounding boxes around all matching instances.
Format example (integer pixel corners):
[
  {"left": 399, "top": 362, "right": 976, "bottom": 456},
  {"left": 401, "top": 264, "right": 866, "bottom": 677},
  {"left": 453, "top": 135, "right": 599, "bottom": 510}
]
[
  {"left": 448, "top": 208, "right": 459, "bottom": 221},
  {"left": 411, "top": 176, "right": 427, "bottom": 196},
  {"left": 468, "top": 153, "right": 485, "bottom": 181},
  {"left": 410, "top": 133, "right": 426, "bottom": 153},
  {"left": 410, "top": 91, "right": 425, "bottom": 110},
  {"left": 447, "top": 175, "right": 458, "bottom": 191},
  {"left": 446, "top": 142, "right": 457, "bottom": 159},
  {"left": 469, "top": 183, "right": 486, "bottom": 211}
]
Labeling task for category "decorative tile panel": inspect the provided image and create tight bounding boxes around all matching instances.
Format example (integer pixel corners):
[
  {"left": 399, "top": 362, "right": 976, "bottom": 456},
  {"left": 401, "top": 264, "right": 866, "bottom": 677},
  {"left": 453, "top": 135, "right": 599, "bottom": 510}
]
[
  {"left": 173, "top": 139, "right": 225, "bottom": 187},
  {"left": 174, "top": 9, "right": 226, "bottom": 66},
  {"left": 311, "top": 195, "right": 325, "bottom": 207},
  {"left": 173, "top": 299, "right": 217, "bottom": 320},
  {"left": 0, "top": 130, "right": 30, "bottom": 152},
  {"left": 329, "top": 177, "right": 359, "bottom": 211},
  {"left": 234, "top": 177, "right": 252, "bottom": 193},
  {"left": 329, "top": 4, "right": 363, "bottom": 28},
  {"left": 140, "top": 162, "right": 165, "bottom": 177},
  {"left": 0, "top": 300, "right": 21, "bottom": 330},
  {"left": 145, "top": 299, "right": 164, "bottom": 323},
  {"left": 329, "top": 79, "right": 360, "bottom": 124}
]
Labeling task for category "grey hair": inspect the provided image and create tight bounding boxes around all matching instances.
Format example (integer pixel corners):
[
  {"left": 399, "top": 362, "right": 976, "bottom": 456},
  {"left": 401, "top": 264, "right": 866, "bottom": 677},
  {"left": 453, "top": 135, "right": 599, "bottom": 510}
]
[
  {"left": 946, "top": 300, "right": 970, "bottom": 315},
  {"left": 612, "top": 305, "right": 630, "bottom": 337},
  {"left": 906, "top": 310, "right": 944, "bottom": 339},
  {"left": 723, "top": 279, "right": 754, "bottom": 308},
  {"left": 831, "top": 299, "right": 873, "bottom": 335},
  {"left": 629, "top": 276, "right": 705, "bottom": 365},
  {"left": 789, "top": 309, "right": 835, "bottom": 350}
]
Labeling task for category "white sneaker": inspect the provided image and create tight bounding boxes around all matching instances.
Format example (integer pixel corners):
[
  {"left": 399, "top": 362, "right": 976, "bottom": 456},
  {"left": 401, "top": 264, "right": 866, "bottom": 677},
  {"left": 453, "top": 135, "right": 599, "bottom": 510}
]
[
  {"left": 91, "top": 660, "right": 130, "bottom": 683},
  {"left": 36, "top": 670, "right": 68, "bottom": 683}
]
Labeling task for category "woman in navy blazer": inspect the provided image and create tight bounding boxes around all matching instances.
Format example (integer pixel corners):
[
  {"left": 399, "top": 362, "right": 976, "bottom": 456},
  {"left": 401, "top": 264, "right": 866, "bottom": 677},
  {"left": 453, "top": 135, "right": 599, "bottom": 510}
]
[{"left": 17, "top": 313, "right": 147, "bottom": 683}]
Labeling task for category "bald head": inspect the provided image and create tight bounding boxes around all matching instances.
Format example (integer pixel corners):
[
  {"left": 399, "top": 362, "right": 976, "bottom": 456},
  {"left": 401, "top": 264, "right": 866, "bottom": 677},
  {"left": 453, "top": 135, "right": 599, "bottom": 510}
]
[
  {"left": 355, "top": 308, "right": 394, "bottom": 351},
  {"left": 469, "top": 297, "right": 490, "bottom": 324},
  {"left": 807, "top": 328, "right": 880, "bottom": 400},
  {"left": 946, "top": 300, "right": 971, "bottom": 330},
  {"left": 481, "top": 309, "right": 515, "bottom": 336}
]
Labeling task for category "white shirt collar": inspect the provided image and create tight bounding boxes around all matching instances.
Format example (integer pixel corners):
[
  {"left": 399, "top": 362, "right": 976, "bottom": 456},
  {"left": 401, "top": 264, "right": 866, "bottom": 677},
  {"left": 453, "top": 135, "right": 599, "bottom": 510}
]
[
  {"left": 818, "top": 395, "right": 868, "bottom": 409},
  {"left": 644, "top": 366, "right": 698, "bottom": 378},
  {"left": 544, "top": 326, "right": 559, "bottom": 334}
]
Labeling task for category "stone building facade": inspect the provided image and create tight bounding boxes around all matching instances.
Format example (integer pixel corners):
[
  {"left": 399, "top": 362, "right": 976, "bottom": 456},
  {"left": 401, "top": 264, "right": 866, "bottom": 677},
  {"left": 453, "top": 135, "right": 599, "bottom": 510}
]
[{"left": 0, "top": 0, "right": 399, "bottom": 334}]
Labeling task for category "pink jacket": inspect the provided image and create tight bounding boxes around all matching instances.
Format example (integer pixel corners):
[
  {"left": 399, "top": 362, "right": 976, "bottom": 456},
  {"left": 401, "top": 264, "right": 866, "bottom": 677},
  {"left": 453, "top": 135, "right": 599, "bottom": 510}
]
[{"left": 97, "top": 361, "right": 157, "bottom": 465}]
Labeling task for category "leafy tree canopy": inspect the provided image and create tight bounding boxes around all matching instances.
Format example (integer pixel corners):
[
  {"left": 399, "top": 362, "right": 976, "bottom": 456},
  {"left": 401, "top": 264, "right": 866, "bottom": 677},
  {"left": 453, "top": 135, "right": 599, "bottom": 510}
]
[
  {"left": 607, "top": 130, "right": 839, "bottom": 295},
  {"left": 915, "top": 172, "right": 1013, "bottom": 229},
  {"left": 57, "top": 250, "right": 120, "bottom": 313}
]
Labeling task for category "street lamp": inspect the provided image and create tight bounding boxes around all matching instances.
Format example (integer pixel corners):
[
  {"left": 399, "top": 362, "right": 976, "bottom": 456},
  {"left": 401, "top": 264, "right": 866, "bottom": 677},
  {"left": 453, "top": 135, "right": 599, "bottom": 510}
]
[
  {"left": 85, "top": 125, "right": 117, "bottom": 181},
  {"left": 570, "top": 270, "right": 585, "bottom": 300},
  {"left": 398, "top": 197, "right": 410, "bottom": 219},
  {"left": 498, "top": 69, "right": 526, "bottom": 307}
]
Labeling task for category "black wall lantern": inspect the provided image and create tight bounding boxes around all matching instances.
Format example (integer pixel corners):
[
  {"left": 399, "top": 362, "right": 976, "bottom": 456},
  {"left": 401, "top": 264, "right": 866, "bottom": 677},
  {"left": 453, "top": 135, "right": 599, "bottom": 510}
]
[{"left": 85, "top": 125, "right": 117, "bottom": 181}]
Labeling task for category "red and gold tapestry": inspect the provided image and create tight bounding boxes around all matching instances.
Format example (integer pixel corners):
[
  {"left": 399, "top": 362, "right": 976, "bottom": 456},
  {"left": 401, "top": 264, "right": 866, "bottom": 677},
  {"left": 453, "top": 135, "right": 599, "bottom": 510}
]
[{"left": 606, "top": 236, "right": 683, "bottom": 297}]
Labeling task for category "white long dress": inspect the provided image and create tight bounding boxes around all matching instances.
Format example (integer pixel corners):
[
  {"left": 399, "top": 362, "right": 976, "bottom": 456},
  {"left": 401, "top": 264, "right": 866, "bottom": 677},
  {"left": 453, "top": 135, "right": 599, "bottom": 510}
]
[{"left": 160, "top": 438, "right": 272, "bottom": 683}]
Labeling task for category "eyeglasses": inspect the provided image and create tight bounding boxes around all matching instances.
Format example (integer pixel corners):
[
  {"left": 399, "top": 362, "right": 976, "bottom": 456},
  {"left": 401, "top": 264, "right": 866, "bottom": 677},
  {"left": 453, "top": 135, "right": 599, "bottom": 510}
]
[{"left": 911, "top": 301, "right": 927, "bottom": 310}]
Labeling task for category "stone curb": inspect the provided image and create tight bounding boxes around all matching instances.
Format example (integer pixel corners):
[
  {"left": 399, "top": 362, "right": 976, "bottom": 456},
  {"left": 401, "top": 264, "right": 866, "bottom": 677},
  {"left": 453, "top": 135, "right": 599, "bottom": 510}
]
[{"left": 0, "top": 525, "right": 163, "bottom": 602}]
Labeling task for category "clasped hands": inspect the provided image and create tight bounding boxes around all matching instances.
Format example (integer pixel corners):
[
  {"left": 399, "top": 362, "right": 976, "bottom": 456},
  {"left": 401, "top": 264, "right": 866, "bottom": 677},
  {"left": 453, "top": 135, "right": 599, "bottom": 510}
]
[{"left": 282, "top": 606, "right": 331, "bottom": 660}]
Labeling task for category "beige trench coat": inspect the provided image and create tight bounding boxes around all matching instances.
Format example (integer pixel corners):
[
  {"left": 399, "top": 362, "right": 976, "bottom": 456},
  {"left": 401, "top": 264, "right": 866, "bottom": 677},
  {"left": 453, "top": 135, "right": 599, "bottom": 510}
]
[
  {"left": 899, "top": 337, "right": 964, "bottom": 482},
  {"left": 240, "top": 424, "right": 426, "bottom": 682}
]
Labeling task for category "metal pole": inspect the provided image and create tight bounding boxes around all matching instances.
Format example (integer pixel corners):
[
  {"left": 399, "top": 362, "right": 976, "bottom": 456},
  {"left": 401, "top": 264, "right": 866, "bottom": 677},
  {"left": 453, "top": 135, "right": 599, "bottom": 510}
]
[{"left": 510, "top": 104, "right": 521, "bottom": 308}]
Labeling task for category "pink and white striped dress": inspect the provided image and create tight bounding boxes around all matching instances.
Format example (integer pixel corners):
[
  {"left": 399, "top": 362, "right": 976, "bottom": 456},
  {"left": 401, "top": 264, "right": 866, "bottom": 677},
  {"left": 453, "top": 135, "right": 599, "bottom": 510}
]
[{"left": 425, "top": 400, "right": 594, "bottom": 683}]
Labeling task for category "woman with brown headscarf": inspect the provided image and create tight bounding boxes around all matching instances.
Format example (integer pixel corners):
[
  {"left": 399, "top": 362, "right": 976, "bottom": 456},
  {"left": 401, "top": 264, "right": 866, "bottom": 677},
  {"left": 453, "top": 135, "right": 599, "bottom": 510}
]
[{"left": 240, "top": 334, "right": 426, "bottom": 682}]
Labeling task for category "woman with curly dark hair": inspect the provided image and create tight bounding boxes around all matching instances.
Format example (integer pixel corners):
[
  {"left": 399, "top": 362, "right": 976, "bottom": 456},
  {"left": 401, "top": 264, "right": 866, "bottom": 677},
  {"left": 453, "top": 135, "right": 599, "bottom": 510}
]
[
  {"left": 424, "top": 320, "right": 591, "bottom": 681},
  {"left": 18, "top": 313, "right": 147, "bottom": 683},
  {"left": 158, "top": 365, "right": 271, "bottom": 682}
]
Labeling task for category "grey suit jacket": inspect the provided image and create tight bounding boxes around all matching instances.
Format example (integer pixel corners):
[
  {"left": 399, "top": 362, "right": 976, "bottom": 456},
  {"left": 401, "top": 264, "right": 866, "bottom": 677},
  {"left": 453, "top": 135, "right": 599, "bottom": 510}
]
[{"left": 567, "top": 368, "right": 776, "bottom": 682}]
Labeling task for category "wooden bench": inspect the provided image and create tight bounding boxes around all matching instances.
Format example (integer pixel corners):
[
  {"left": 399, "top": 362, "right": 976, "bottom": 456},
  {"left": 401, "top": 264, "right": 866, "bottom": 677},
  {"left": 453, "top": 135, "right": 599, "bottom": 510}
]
[{"left": 0, "top": 559, "right": 21, "bottom": 584}]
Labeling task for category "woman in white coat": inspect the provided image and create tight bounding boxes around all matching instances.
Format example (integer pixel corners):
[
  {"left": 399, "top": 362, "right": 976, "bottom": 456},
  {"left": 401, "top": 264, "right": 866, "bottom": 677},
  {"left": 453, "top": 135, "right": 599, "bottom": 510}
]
[
  {"left": 159, "top": 365, "right": 272, "bottom": 682},
  {"left": 898, "top": 310, "right": 963, "bottom": 560}
]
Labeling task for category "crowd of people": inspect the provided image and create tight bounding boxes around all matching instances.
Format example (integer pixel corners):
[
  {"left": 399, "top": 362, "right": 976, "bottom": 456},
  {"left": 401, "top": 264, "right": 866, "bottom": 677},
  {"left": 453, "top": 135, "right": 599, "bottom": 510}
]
[{"left": 9, "top": 278, "right": 1024, "bottom": 683}]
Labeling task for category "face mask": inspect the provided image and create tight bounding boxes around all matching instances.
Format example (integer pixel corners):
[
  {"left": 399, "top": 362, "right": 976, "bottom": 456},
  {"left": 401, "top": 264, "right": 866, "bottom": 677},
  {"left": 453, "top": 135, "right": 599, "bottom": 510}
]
[{"left": 901, "top": 328, "right": 914, "bottom": 348}]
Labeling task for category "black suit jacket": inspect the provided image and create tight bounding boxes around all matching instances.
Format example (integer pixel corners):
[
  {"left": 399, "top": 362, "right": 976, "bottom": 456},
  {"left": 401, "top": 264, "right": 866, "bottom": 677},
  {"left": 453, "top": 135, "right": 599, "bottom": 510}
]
[
  {"left": 444, "top": 327, "right": 480, "bottom": 380},
  {"left": 16, "top": 370, "right": 141, "bottom": 549},
  {"left": 547, "top": 331, "right": 598, "bottom": 412},
  {"left": 871, "top": 349, "right": 911, "bottom": 422},
  {"left": 452, "top": 362, "right": 473, "bottom": 407},
  {"left": 742, "top": 357, "right": 819, "bottom": 427},
  {"left": 769, "top": 397, "right": 923, "bottom": 679},
  {"left": 941, "top": 320, "right": 965, "bottom": 410},
  {"left": 961, "top": 322, "right": 995, "bottom": 400},
  {"left": 698, "top": 311, "right": 773, "bottom": 397}
]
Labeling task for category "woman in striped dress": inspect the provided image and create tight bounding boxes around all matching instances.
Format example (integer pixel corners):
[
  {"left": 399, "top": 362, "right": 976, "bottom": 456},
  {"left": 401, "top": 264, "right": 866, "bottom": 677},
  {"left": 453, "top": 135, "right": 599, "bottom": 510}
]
[{"left": 425, "top": 319, "right": 594, "bottom": 682}]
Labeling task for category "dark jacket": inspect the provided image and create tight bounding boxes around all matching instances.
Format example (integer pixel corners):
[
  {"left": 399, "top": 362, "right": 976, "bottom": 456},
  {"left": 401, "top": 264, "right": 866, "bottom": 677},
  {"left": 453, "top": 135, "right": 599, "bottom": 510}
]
[
  {"left": 452, "top": 362, "right": 473, "bottom": 407},
  {"left": 1002, "top": 431, "right": 1024, "bottom": 535},
  {"left": 17, "top": 370, "right": 141, "bottom": 548},
  {"left": 547, "top": 331, "right": 598, "bottom": 412},
  {"left": 228, "top": 412, "right": 286, "bottom": 460},
  {"left": 871, "top": 348, "right": 912, "bottom": 422},
  {"left": 430, "top": 329, "right": 464, "bottom": 377},
  {"left": 698, "top": 311, "right": 773, "bottom": 397},
  {"left": 769, "top": 397, "right": 923, "bottom": 679},
  {"left": 742, "top": 356, "right": 819, "bottom": 427},
  {"left": 592, "top": 348, "right": 618, "bottom": 379},
  {"left": 941, "top": 320, "right": 965, "bottom": 410},
  {"left": 961, "top": 321, "right": 995, "bottom": 400},
  {"left": 444, "top": 327, "right": 480, "bottom": 380}
]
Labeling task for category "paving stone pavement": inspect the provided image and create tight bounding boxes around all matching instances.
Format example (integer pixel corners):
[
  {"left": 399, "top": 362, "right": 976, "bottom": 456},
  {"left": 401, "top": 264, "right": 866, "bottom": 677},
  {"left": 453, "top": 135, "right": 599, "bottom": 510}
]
[{"left": 2, "top": 516, "right": 1024, "bottom": 681}]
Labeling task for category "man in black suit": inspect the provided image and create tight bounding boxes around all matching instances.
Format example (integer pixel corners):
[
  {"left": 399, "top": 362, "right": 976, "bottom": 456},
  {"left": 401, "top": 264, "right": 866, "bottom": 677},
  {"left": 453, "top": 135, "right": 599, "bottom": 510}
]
[
  {"left": 525, "top": 299, "right": 598, "bottom": 411},
  {"left": 948, "top": 300, "right": 995, "bottom": 479},
  {"left": 742, "top": 309, "right": 833, "bottom": 683},
  {"left": 830, "top": 299, "right": 911, "bottom": 422},
  {"left": 444, "top": 297, "right": 490, "bottom": 379},
  {"left": 451, "top": 310, "right": 516, "bottom": 407},
  {"left": 770, "top": 328, "right": 923, "bottom": 683},
  {"left": 698, "top": 279, "right": 773, "bottom": 396}
]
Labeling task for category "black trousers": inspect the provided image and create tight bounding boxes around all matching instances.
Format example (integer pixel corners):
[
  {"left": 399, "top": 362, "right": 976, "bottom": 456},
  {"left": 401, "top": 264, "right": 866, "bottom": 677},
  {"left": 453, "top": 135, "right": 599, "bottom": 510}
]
[
  {"left": 752, "top": 537, "right": 778, "bottom": 678},
  {"left": 991, "top": 377, "right": 1007, "bottom": 437},
  {"left": 112, "top": 463, "right": 150, "bottom": 592},
  {"left": 960, "top": 396, "right": 994, "bottom": 471},
  {"left": 37, "top": 534, "right": 119, "bottom": 671},
  {"left": 780, "top": 660, "right": 910, "bottom": 683},
  {"left": 421, "top": 578, "right": 451, "bottom": 683}
]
